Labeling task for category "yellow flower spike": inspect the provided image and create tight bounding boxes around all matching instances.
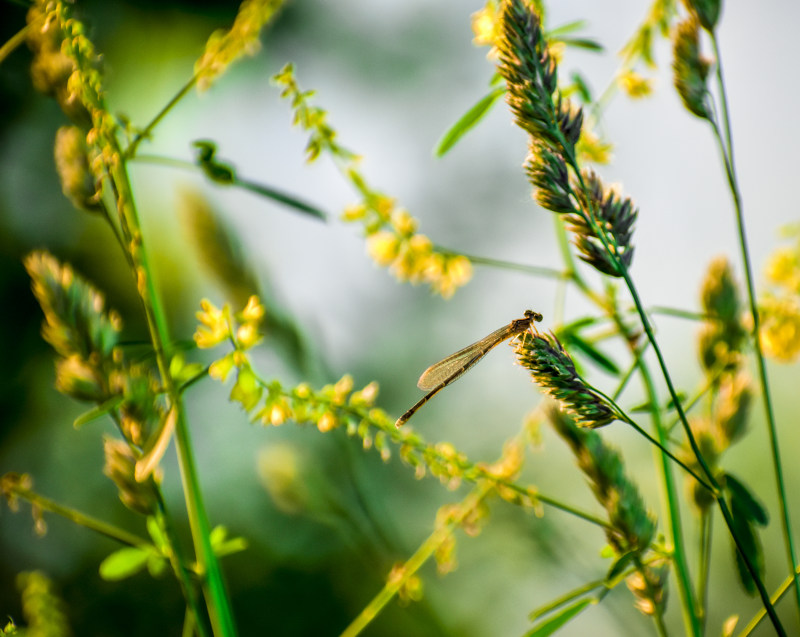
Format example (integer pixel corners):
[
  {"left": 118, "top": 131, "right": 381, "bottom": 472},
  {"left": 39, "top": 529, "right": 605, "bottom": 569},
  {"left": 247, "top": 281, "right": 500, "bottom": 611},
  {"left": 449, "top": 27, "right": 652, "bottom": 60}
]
[
  {"left": 239, "top": 295, "right": 265, "bottom": 323},
  {"left": 236, "top": 322, "right": 262, "bottom": 350},
  {"left": 471, "top": 1, "right": 502, "bottom": 54},
  {"left": 194, "top": 299, "right": 231, "bottom": 348},
  {"left": 373, "top": 195, "right": 397, "bottom": 222},
  {"left": 390, "top": 209, "right": 418, "bottom": 237},
  {"left": 317, "top": 411, "right": 337, "bottom": 432},
  {"left": 766, "top": 246, "right": 800, "bottom": 292},
  {"left": 366, "top": 231, "right": 401, "bottom": 267},
  {"left": 333, "top": 374, "right": 354, "bottom": 402},
  {"left": 760, "top": 295, "right": 800, "bottom": 362},
  {"left": 618, "top": 69, "right": 653, "bottom": 99},
  {"left": 576, "top": 127, "right": 614, "bottom": 165},
  {"left": 341, "top": 203, "right": 368, "bottom": 222}
]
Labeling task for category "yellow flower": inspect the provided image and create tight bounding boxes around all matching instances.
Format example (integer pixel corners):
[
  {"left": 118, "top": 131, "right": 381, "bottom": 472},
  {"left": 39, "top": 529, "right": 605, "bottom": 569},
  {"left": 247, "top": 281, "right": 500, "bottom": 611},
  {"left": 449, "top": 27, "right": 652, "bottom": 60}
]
[
  {"left": 576, "top": 127, "right": 613, "bottom": 165},
  {"left": 366, "top": 231, "right": 400, "bottom": 267},
  {"left": 390, "top": 208, "right": 418, "bottom": 236},
  {"left": 239, "top": 295, "right": 265, "bottom": 323},
  {"left": 209, "top": 352, "right": 236, "bottom": 382},
  {"left": 236, "top": 322, "right": 262, "bottom": 349},
  {"left": 766, "top": 246, "right": 800, "bottom": 293},
  {"left": 471, "top": 1, "right": 502, "bottom": 54},
  {"left": 194, "top": 299, "right": 230, "bottom": 348},
  {"left": 317, "top": 411, "right": 337, "bottom": 432},
  {"left": 195, "top": 0, "right": 284, "bottom": 92},
  {"left": 760, "top": 295, "right": 800, "bottom": 362},
  {"left": 618, "top": 70, "right": 653, "bottom": 99}
]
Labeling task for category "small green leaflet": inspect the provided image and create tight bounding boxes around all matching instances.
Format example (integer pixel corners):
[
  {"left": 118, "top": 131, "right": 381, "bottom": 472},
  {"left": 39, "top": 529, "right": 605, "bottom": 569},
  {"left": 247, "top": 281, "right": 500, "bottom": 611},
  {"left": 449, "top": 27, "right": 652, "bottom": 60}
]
[
  {"left": 435, "top": 87, "right": 505, "bottom": 157},
  {"left": 524, "top": 599, "right": 594, "bottom": 637}
]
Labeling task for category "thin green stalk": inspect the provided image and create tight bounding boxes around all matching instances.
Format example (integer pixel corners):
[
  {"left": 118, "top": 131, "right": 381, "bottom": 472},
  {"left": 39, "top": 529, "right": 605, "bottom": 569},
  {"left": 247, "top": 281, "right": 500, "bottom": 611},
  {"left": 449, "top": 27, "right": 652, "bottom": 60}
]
[
  {"left": 436, "top": 249, "right": 567, "bottom": 280},
  {"left": 154, "top": 493, "right": 213, "bottom": 637},
  {"left": 634, "top": 356, "right": 700, "bottom": 637},
  {"left": 601, "top": 391, "right": 712, "bottom": 492},
  {"left": 710, "top": 31, "right": 800, "bottom": 620},
  {"left": 697, "top": 512, "right": 712, "bottom": 633},
  {"left": 0, "top": 22, "right": 33, "bottom": 65},
  {"left": 6, "top": 483, "right": 147, "bottom": 548},
  {"left": 554, "top": 217, "right": 700, "bottom": 635},
  {"left": 110, "top": 155, "right": 237, "bottom": 635},
  {"left": 739, "top": 563, "right": 800, "bottom": 636},
  {"left": 619, "top": 266, "right": 785, "bottom": 635},
  {"left": 340, "top": 484, "right": 492, "bottom": 637},
  {"left": 126, "top": 76, "right": 197, "bottom": 159}
]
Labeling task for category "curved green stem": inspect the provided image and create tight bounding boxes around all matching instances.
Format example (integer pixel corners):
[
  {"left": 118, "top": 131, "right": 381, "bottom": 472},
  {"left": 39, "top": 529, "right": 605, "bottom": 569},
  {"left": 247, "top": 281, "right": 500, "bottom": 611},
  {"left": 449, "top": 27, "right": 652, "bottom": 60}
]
[
  {"left": 109, "top": 142, "right": 237, "bottom": 635},
  {"left": 710, "top": 31, "right": 800, "bottom": 621},
  {"left": 126, "top": 76, "right": 197, "bottom": 159}
]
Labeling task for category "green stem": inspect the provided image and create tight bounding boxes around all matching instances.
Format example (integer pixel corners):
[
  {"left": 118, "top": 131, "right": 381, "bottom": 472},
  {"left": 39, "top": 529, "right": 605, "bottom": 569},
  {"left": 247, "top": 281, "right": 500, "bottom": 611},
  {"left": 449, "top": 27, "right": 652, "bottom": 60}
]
[
  {"left": 620, "top": 266, "right": 785, "bottom": 635},
  {"left": 7, "top": 483, "right": 147, "bottom": 548},
  {"left": 126, "top": 76, "right": 197, "bottom": 159},
  {"left": 437, "top": 249, "right": 567, "bottom": 280},
  {"left": 340, "top": 485, "right": 492, "bottom": 637},
  {"left": 710, "top": 31, "right": 800, "bottom": 621},
  {"left": 111, "top": 151, "right": 237, "bottom": 635},
  {"left": 697, "top": 512, "right": 712, "bottom": 633},
  {"left": 554, "top": 212, "right": 700, "bottom": 634}
]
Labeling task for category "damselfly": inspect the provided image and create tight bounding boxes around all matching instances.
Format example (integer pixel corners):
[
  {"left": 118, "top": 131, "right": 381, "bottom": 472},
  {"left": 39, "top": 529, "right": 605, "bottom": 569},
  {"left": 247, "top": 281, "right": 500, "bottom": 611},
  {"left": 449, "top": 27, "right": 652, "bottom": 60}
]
[{"left": 395, "top": 310, "right": 542, "bottom": 427}]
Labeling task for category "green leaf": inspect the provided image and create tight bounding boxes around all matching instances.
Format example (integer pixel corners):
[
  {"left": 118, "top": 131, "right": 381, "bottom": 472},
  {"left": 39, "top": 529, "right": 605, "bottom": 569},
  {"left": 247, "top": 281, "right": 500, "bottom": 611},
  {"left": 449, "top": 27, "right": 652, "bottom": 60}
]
[
  {"left": 557, "top": 37, "right": 604, "bottom": 52},
  {"left": 99, "top": 547, "right": 151, "bottom": 581},
  {"left": 545, "top": 20, "right": 588, "bottom": 39},
  {"left": 727, "top": 488, "right": 765, "bottom": 597},
  {"left": 570, "top": 72, "right": 593, "bottom": 104},
  {"left": 239, "top": 178, "right": 327, "bottom": 221},
  {"left": 564, "top": 333, "right": 620, "bottom": 376},
  {"left": 146, "top": 553, "right": 168, "bottom": 578},
  {"left": 73, "top": 395, "right": 124, "bottom": 428},
  {"left": 210, "top": 525, "right": 249, "bottom": 558},
  {"left": 525, "top": 599, "right": 594, "bottom": 637},
  {"left": 147, "top": 516, "right": 169, "bottom": 552},
  {"left": 606, "top": 551, "right": 636, "bottom": 583},
  {"left": 435, "top": 87, "right": 505, "bottom": 157},
  {"left": 725, "top": 474, "right": 769, "bottom": 527}
]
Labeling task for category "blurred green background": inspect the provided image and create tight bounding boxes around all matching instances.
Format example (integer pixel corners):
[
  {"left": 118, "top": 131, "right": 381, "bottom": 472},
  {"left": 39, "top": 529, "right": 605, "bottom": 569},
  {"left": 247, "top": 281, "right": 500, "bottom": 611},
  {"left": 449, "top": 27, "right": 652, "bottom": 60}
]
[{"left": 1, "top": 1, "right": 799, "bottom": 635}]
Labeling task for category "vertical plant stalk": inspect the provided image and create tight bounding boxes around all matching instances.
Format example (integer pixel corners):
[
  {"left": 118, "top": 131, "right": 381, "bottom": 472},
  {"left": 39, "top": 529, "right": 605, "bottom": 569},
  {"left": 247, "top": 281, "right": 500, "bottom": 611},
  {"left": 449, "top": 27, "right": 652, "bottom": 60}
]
[
  {"left": 554, "top": 220, "right": 701, "bottom": 636},
  {"left": 709, "top": 32, "right": 800, "bottom": 619},
  {"left": 108, "top": 155, "right": 237, "bottom": 636},
  {"left": 496, "top": 2, "right": 782, "bottom": 628}
]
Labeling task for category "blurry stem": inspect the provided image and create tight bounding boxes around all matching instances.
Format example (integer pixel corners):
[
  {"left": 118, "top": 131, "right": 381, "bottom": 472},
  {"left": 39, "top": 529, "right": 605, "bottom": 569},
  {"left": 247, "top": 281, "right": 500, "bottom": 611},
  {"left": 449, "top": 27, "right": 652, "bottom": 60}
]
[
  {"left": 110, "top": 146, "right": 237, "bottom": 635},
  {"left": 6, "top": 483, "right": 147, "bottom": 548},
  {"left": 710, "top": 31, "right": 800, "bottom": 619},
  {"left": 739, "top": 564, "right": 800, "bottom": 636},
  {"left": 618, "top": 264, "right": 784, "bottom": 635},
  {"left": 553, "top": 191, "right": 701, "bottom": 634},
  {"left": 0, "top": 22, "right": 33, "bottom": 65},
  {"left": 126, "top": 76, "right": 197, "bottom": 158},
  {"left": 154, "top": 493, "right": 213, "bottom": 637},
  {"left": 433, "top": 247, "right": 566, "bottom": 280},
  {"left": 698, "top": 512, "right": 712, "bottom": 633},
  {"left": 340, "top": 484, "right": 492, "bottom": 637}
]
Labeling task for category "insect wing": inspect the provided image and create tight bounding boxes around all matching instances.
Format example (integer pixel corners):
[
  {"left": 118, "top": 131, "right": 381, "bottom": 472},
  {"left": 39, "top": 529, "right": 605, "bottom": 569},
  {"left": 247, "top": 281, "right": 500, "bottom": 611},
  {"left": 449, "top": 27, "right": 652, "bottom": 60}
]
[{"left": 416, "top": 323, "right": 515, "bottom": 391}]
